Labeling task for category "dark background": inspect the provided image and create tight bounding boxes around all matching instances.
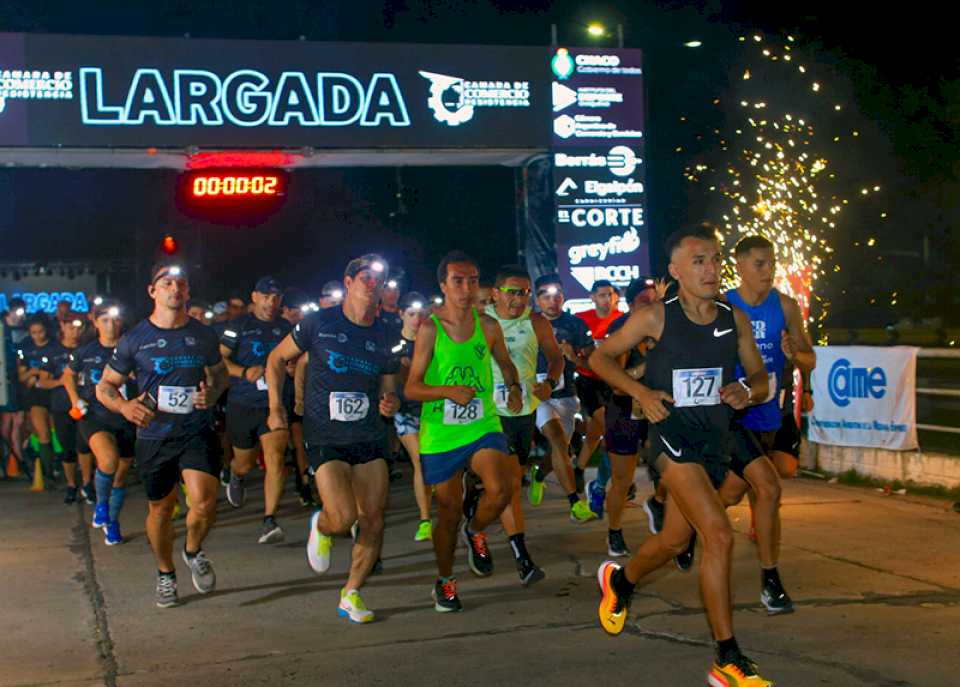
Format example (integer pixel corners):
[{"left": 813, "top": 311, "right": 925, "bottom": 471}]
[{"left": 1, "top": 0, "right": 956, "bottom": 324}]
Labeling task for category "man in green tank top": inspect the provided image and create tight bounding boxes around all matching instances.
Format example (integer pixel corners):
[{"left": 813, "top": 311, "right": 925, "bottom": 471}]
[
  {"left": 405, "top": 250, "right": 523, "bottom": 613},
  {"left": 485, "top": 264, "right": 565, "bottom": 587}
]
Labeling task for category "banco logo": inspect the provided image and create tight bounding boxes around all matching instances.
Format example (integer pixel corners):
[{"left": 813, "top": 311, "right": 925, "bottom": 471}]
[{"left": 827, "top": 358, "right": 886, "bottom": 407}]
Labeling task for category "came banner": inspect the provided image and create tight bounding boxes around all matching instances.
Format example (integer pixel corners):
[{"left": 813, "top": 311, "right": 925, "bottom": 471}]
[{"left": 808, "top": 346, "right": 918, "bottom": 450}]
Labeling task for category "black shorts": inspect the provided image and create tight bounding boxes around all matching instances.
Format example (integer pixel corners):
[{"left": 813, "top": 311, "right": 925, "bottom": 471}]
[
  {"left": 499, "top": 413, "right": 536, "bottom": 465},
  {"left": 771, "top": 414, "right": 801, "bottom": 458},
  {"left": 604, "top": 395, "right": 648, "bottom": 456},
  {"left": 78, "top": 416, "right": 136, "bottom": 458},
  {"left": 135, "top": 428, "right": 221, "bottom": 501},
  {"left": 23, "top": 387, "right": 51, "bottom": 410},
  {"left": 727, "top": 424, "right": 766, "bottom": 479},
  {"left": 647, "top": 423, "right": 729, "bottom": 489},
  {"left": 226, "top": 404, "right": 272, "bottom": 450},
  {"left": 51, "top": 410, "right": 78, "bottom": 462},
  {"left": 575, "top": 375, "right": 612, "bottom": 418},
  {"left": 305, "top": 441, "right": 385, "bottom": 471}
]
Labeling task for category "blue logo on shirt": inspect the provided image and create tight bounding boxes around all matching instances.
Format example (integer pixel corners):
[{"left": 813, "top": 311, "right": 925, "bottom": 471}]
[{"left": 827, "top": 358, "right": 886, "bottom": 408}]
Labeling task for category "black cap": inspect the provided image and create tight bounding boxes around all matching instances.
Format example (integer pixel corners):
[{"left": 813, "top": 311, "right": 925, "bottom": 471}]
[
  {"left": 254, "top": 276, "right": 283, "bottom": 295},
  {"left": 534, "top": 273, "right": 563, "bottom": 293},
  {"left": 282, "top": 287, "right": 309, "bottom": 309},
  {"left": 591, "top": 279, "right": 619, "bottom": 294},
  {"left": 625, "top": 277, "right": 656, "bottom": 304},
  {"left": 321, "top": 280, "right": 345, "bottom": 298}
]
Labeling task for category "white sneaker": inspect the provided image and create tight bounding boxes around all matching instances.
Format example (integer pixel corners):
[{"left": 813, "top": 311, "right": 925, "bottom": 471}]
[
  {"left": 307, "top": 511, "right": 332, "bottom": 574},
  {"left": 338, "top": 588, "right": 374, "bottom": 623}
]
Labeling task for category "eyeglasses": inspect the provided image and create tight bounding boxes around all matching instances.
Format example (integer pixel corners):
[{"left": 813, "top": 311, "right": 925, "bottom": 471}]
[{"left": 498, "top": 286, "right": 531, "bottom": 299}]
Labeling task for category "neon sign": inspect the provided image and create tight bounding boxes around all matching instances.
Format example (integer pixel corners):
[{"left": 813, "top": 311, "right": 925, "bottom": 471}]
[
  {"left": 79, "top": 68, "right": 411, "bottom": 128},
  {"left": 0, "top": 292, "right": 90, "bottom": 314}
]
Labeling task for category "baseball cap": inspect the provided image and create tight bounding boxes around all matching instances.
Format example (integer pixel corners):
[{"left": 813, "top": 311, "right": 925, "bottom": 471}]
[
  {"left": 254, "top": 276, "right": 283, "bottom": 295},
  {"left": 625, "top": 277, "right": 657, "bottom": 304}
]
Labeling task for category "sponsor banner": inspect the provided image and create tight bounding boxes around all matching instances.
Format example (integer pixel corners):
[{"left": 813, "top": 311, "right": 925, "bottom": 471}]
[
  {"left": 808, "top": 346, "right": 918, "bottom": 450},
  {"left": 0, "top": 32, "right": 550, "bottom": 148},
  {"left": 549, "top": 46, "right": 647, "bottom": 300}
]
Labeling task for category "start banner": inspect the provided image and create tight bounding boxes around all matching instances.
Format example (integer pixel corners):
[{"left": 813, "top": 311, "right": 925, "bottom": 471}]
[{"left": 808, "top": 346, "right": 918, "bottom": 450}]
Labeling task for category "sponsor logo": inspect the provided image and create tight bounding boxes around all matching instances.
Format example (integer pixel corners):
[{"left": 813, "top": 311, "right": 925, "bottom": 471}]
[
  {"left": 552, "top": 82, "right": 578, "bottom": 111},
  {"left": 553, "top": 114, "right": 642, "bottom": 141},
  {"left": 567, "top": 228, "right": 641, "bottom": 265},
  {"left": 272, "top": 328, "right": 283, "bottom": 336},
  {"left": 554, "top": 145, "right": 640, "bottom": 177},
  {"left": 752, "top": 320, "right": 766, "bottom": 342},
  {"left": 555, "top": 177, "right": 578, "bottom": 196},
  {"left": 660, "top": 434, "right": 682, "bottom": 457},
  {"left": 185, "top": 336, "right": 196, "bottom": 347},
  {"left": 570, "top": 265, "right": 639, "bottom": 290},
  {"left": 419, "top": 71, "right": 530, "bottom": 127},
  {"left": 827, "top": 358, "right": 887, "bottom": 408},
  {"left": 559, "top": 206, "right": 644, "bottom": 228},
  {"left": 337, "top": 333, "right": 348, "bottom": 344},
  {"left": 365, "top": 341, "right": 376, "bottom": 353},
  {"left": 157, "top": 338, "right": 167, "bottom": 349},
  {"left": 550, "top": 49, "right": 575, "bottom": 80},
  {"left": 584, "top": 178, "right": 643, "bottom": 197},
  {"left": 713, "top": 328, "right": 733, "bottom": 338},
  {"left": 0, "top": 69, "right": 73, "bottom": 118}
]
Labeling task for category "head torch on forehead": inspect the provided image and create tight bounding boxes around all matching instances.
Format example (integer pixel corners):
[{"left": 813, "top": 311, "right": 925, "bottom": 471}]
[
  {"left": 152, "top": 265, "right": 186, "bottom": 285},
  {"left": 345, "top": 255, "right": 388, "bottom": 281}
]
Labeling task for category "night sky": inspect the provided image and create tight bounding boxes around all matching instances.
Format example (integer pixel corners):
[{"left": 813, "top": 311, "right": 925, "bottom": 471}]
[{"left": 0, "top": 1, "right": 956, "bottom": 323}]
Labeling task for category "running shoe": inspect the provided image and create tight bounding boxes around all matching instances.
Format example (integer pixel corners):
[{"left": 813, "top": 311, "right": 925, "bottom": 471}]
[
  {"left": 527, "top": 466, "right": 545, "bottom": 506},
  {"left": 643, "top": 496, "right": 665, "bottom": 535},
  {"left": 81, "top": 482, "right": 96, "bottom": 505},
  {"left": 226, "top": 474, "right": 245, "bottom": 508},
  {"left": 570, "top": 499, "right": 598, "bottom": 523},
  {"left": 155, "top": 572, "right": 178, "bottom": 608},
  {"left": 414, "top": 519, "right": 433, "bottom": 542},
  {"left": 182, "top": 548, "right": 216, "bottom": 594},
  {"left": 307, "top": 510, "right": 332, "bottom": 574},
  {"left": 676, "top": 531, "right": 696, "bottom": 572},
  {"left": 597, "top": 560, "right": 630, "bottom": 635},
  {"left": 517, "top": 557, "right": 546, "bottom": 587},
  {"left": 626, "top": 482, "right": 637, "bottom": 504},
  {"left": 171, "top": 500, "right": 183, "bottom": 521},
  {"left": 104, "top": 520, "right": 123, "bottom": 546},
  {"left": 219, "top": 466, "right": 231, "bottom": 487},
  {"left": 761, "top": 582, "right": 795, "bottom": 616},
  {"left": 338, "top": 588, "right": 374, "bottom": 624},
  {"left": 92, "top": 502, "right": 110, "bottom": 529},
  {"left": 258, "top": 516, "right": 285, "bottom": 544},
  {"left": 461, "top": 522, "right": 494, "bottom": 577},
  {"left": 432, "top": 577, "right": 463, "bottom": 613},
  {"left": 607, "top": 530, "right": 630, "bottom": 558},
  {"left": 64, "top": 486, "right": 77, "bottom": 505},
  {"left": 708, "top": 653, "right": 773, "bottom": 686},
  {"left": 586, "top": 479, "right": 605, "bottom": 519}
]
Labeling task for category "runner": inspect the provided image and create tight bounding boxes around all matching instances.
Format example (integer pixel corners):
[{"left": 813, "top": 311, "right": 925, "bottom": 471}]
[
  {"left": 50, "top": 314, "right": 93, "bottom": 503},
  {"left": 319, "top": 281, "right": 345, "bottom": 310},
  {"left": 404, "top": 250, "right": 522, "bottom": 612},
  {"left": 600, "top": 278, "right": 659, "bottom": 557},
  {"left": 391, "top": 292, "right": 433, "bottom": 541},
  {"left": 221, "top": 277, "right": 292, "bottom": 544},
  {"left": 484, "top": 264, "right": 565, "bottom": 586},
  {"left": 96, "top": 262, "right": 228, "bottom": 608},
  {"left": 17, "top": 315, "right": 60, "bottom": 487},
  {"left": 527, "top": 275, "right": 596, "bottom": 523},
  {"left": 187, "top": 300, "right": 211, "bottom": 324},
  {"left": 716, "top": 234, "right": 816, "bottom": 615},
  {"left": 265, "top": 254, "right": 400, "bottom": 624},
  {"left": 1, "top": 300, "right": 28, "bottom": 476},
  {"left": 63, "top": 302, "right": 136, "bottom": 545},
  {"left": 591, "top": 224, "right": 774, "bottom": 686},
  {"left": 281, "top": 288, "right": 310, "bottom": 327},
  {"left": 380, "top": 270, "right": 404, "bottom": 334},
  {"left": 574, "top": 280, "right": 623, "bottom": 516}
]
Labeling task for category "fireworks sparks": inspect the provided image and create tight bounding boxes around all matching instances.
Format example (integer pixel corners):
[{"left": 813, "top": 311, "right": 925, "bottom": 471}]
[{"left": 680, "top": 33, "right": 886, "bottom": 333}]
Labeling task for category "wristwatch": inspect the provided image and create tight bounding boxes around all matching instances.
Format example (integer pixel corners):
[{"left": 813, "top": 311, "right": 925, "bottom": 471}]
[
  {"left": 547, "top": 377, "right": 560, "bottom": 391},
  {"left": 737, "top": 377, "right": 752, "bottom": 402}
]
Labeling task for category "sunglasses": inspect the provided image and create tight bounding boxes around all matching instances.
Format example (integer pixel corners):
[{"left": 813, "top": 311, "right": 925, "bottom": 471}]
[{"left": 498, "top": 286, "right": 531, "bottom": 299}]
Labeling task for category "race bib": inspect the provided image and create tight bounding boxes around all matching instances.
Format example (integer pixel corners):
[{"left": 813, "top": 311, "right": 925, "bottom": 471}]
[
  {"left": 443, "top": 398, "right": 484, "bottom": 425},
  {"left": 256, "top": 376, "right": 268, "bottom": 392},
  {"left": 672, "top": 367, "right": 722, "bottom": 408},
  {"left": 157, "top": 385, "right": 195, "bottom": 415},
  {"left": 536, "top": 372, "right": 564, "bottom": 393},
  {"left": 494, "top": 383, "right": 528, "bottom": 411},
  {"left": 329, "top": 392, "right": 369, "bottom": 422}
]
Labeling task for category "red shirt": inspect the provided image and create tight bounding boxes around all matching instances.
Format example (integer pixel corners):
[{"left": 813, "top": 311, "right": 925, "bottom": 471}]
[{"left": 575, "top": 308, "right": 624, "bottom": 378}]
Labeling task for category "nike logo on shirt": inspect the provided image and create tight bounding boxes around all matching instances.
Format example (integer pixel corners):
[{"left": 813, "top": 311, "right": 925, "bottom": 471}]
[{"left": 713, "top": 328, "right": 733, "bottom": 337}]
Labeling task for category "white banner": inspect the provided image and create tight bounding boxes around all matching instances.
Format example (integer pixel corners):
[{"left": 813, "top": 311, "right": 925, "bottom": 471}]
[{"left": 808, "top": 346, "right": 918, "bottom": 450}]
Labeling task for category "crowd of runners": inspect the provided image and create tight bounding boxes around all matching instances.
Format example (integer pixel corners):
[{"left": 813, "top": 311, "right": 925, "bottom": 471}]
[{"left": 0, "top": 223, "right": 816, "bottom": 687}]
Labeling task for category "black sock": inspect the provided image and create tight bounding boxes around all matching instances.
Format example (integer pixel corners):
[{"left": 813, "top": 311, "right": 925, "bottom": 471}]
[
  {"left": 158, "top": 570, "right": 176, "bottom": 578},
  {"left": 38, "top": 442, "right": 55, "bottom": 477},
  {"left": 716, "top": 637, "right": 741, "bottom": 663},
  {"left": 762, "top": 566, "right": 782, "bottom": 590},
  {"left": 534, "top": 466, "right": 547, "bottom": 482},
  {"left": 264, "top": 514, "right": 276, "bottom": 524},
  {"left": 508, "top": 533, "right": 529, "bottom": 561},
  {"left": 184, "top": 547, "right": 199, "bottom": 559},
  {"left": 567, "top": 492, "right": 580, "bottom": 506},
  {"left": 611, "top": 566, "right": 635, "bottom": 597},
  {"left": 574, "top": 466, "right": 585, "bottom": 481},
  {"left": 609, "top": 528, "right": 622, "bottom": 537}
]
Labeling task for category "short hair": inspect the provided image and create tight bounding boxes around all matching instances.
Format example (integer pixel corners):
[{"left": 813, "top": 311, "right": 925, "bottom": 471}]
[
  {"left": 437, "top": 250, "right": 479, "bottom": 285},
  {"left": 187, "top": 299, "right": 210, "bottom": 312},
  {"left": 26, "top": 313, "right": 50, "bottom": 332},
  {"left": 149, "top": 260, "right": 187, "bottom": 285},
  {"left": 734, "top": 235, "right": 775, "bottom": 257},
  {"left": 591, "top": 279, "right": 618, "bottom": 295},
  {"left": 9, "top": 297, "right": 26, "bottom": 310},
  {"left": 494, "top": 264, "right": 530, "bottom": 287},
  {"left": 228, "top": 291, "right": 246, "bottom": 304},
  {"left": 399, "top": 291, "right": 427, "bottom": 311},
  {"left": 534, "top": 273, "right": 562, "bottom": 292},
  {"left": 664, "top": 222, "right": 720, "bottom": 259},
  {"left": 625, "top": 277, "right": 656, "bottom": 304}
]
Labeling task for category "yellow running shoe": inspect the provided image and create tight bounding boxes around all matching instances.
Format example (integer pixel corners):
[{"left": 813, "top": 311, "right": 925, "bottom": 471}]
[
  {"left": 527, "top": 467, "right": 545, "bottom": 506},
  {"left": 414, "top": 519, "right": 433, "bottom": 542},
  {"left": 597, "top": 560, "right": 630, "bottom": 635},
  {"left": 708, "top": 654, "right": 774, "bottom": 687},
  {"left": 570, "top": 499, "right": 598, "bottom": 523},
  {"left": 338, "top": 588, "right": 374, "bottom": 623}
]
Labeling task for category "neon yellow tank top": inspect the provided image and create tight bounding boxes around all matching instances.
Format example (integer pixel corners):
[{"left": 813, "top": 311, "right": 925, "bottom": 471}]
[
  {"left": 485, "top": 304, "right": 540, "bottom": 416},
  {"left": 420, "top": 309, "right": 503, "bottom": 454}
]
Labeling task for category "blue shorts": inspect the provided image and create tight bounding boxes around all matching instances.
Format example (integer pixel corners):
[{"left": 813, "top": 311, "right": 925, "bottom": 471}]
[{"left": 420, "top": 432, "right": 508, "bottom": 486}]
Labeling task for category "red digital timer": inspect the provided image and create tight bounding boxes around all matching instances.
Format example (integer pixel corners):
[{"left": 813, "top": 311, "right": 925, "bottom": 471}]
[
  {"left": 176, "top": 169, "right": 289, "bottom": 225},
  {"left": 191, "top": 174, "right": 281, "bottom": 198}
]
